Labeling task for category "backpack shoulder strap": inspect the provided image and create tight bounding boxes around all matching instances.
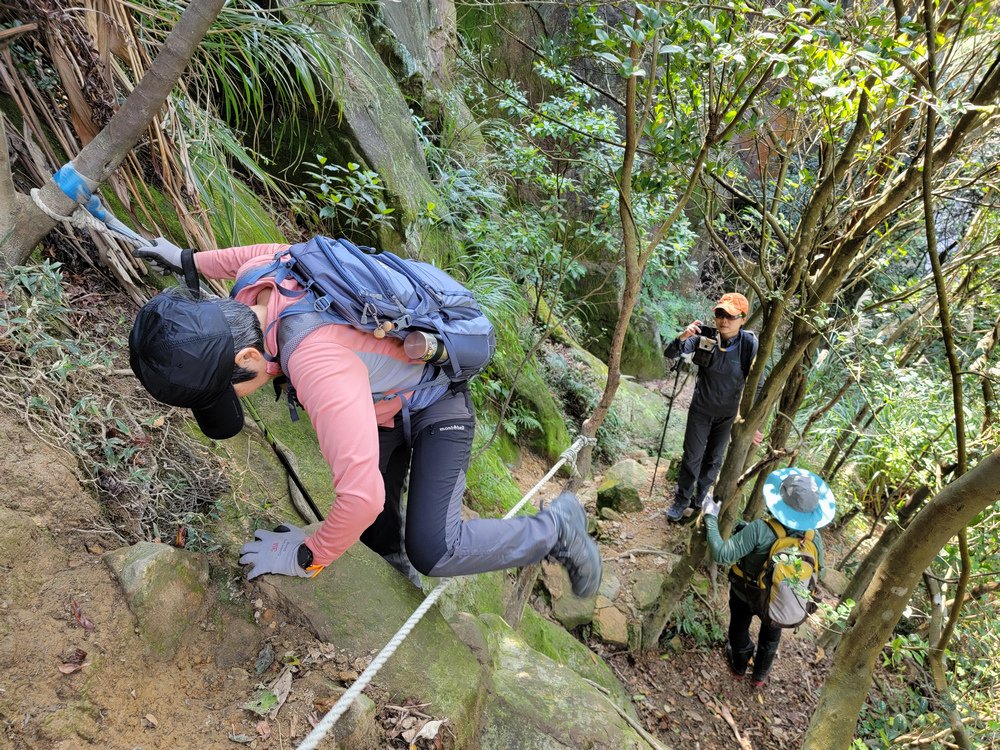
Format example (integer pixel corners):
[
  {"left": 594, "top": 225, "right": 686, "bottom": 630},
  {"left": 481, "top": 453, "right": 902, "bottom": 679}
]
[
  {"left": 740, "top": 330, "right": 758, "bottom": 379},
  {"left": 765, "top": 517, "right": 785, "bottom": 541}
]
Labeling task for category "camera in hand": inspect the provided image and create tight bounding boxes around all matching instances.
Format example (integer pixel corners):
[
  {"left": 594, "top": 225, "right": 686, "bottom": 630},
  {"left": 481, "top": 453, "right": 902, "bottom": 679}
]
[{"left": 692, "top": 324, "right": 718, "bottom": 368}]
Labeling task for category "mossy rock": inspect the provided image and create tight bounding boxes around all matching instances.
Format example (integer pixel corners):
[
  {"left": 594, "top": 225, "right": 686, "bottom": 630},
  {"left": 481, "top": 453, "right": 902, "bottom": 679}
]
[
  {"left": 271, "top": 5, "right": 454, "bottom": 264},
  {"left": 516, "top": 607, "right": 634, "bottom": 716},
  {"left": 37, "top": 700, "right": 101, "bottom": 744},
  {"left": 241, "top": 391, "right": 338, "bottom": 517},
  {"left": 572, "top": 345, "right": 682, "bottom": 456},
  {"left": 572, "top": 269, "right": 666, "bottom": 379},
  {"left": 259, "top": 538, "right": 486, "bottom": 746},
  {"left": 466, "top": 441, "right": 524, "bottom": 518},
  {"left": 476, "top": 614, "right": 655, "bottom": 749},
  {"left": 103, "top": 542, "right": 210, "bottom": 660},
  {"left": 513, "top": 361, "right": 571, "bottom": 462},
  {"left": 435, "top": 567, "right": 510, "bottom": 622}
]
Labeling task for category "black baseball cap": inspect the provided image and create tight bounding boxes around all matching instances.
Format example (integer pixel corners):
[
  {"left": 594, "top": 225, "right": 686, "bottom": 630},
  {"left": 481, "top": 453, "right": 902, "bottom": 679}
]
[{"left": 129, "top": 290, "right": 245, "bottom": 440}]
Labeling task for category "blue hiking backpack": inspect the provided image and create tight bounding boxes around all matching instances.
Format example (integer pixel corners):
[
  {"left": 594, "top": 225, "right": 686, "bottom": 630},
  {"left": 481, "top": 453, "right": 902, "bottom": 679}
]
[{"left": 231, "top": 237, "right": 496, "bottom": 428}]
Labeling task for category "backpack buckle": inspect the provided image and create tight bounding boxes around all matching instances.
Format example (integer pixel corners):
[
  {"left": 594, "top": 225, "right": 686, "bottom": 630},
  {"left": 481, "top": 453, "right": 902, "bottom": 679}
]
[{"left": 314, "top": 295, "right": 332, "bottom": 312}]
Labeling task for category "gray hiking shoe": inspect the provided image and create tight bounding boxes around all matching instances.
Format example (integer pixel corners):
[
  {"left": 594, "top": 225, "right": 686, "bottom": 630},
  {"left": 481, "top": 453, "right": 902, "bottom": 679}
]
[
  {"left": 546, "top": 492, "right": 602, "bottom": 598},
  {"left": 665, "top": 496, "right": 693, "bottom": 522}
]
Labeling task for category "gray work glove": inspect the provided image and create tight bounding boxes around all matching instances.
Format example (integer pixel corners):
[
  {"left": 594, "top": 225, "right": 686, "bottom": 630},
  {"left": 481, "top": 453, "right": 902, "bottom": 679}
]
[
  {"left": 701, "top": 494, "right": 721, "bottom": 517},
  {"left": 239, "top": 524, "right": 314, "bottom": 580},
  {"left": 134, "top": 237, "right": 188, "bottom": 274}
]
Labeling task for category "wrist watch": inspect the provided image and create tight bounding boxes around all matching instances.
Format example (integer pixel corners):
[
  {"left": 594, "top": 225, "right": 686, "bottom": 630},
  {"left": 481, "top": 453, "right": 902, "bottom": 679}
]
[{"left": 296, "top": 543, "right": 314, "bottom": 570}]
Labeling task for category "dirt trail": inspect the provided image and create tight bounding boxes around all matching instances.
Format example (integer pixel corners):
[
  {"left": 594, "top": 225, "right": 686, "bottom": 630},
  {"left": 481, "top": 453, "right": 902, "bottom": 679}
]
[
  {"left": 508, "top": 435, "right": 836, "bottom": 750},
  {"left": 0, "top": 412, "right": 399, "bottom": 750}
]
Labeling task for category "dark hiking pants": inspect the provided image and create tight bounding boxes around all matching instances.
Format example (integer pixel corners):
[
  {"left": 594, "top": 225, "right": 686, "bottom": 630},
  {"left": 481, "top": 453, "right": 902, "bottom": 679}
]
[
  {"left": 674, "top": 409, "right": 736, "bottom": 507},
  {"left": 728, "top": 588, "right": 782, "bottom": 678},
  {"left": 360, "top": 387, "right": 558, "bottom": 582}
]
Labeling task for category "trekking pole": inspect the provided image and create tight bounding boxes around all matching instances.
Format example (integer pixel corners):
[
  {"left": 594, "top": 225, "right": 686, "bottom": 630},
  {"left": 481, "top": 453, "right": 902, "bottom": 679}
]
[{"left": 649, "top": 359, "right": 685, "bottom": 498}]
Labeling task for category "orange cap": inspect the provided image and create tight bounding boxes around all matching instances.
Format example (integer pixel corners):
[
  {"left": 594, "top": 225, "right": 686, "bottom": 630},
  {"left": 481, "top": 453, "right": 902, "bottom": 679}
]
[{"left": 715, "top": 293, "right": 749, "bottom": 318}]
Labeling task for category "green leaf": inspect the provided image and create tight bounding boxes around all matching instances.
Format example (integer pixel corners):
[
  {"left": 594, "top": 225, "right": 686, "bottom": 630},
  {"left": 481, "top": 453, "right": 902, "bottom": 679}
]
[
  {"left": 763, "top": 7, "right": 783, "bottom": 17},
  {"left": 243, "top": 691, "right": 277, "bottom": 716},
  {"left": 698, "top": 19, "right": 716, "bottom": 36}
]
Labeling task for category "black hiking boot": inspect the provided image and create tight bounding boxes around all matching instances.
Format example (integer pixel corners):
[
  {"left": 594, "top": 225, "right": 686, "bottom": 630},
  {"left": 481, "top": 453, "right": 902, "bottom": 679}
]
[
  {"left": 726, "top": 642, "right": 754, "bottom": 678},
  {"left": 751, "top": 641, "right": 779, "bottom": 687},
  {"left": 546, "top": 492, "right": 602, "bottom": 598}
]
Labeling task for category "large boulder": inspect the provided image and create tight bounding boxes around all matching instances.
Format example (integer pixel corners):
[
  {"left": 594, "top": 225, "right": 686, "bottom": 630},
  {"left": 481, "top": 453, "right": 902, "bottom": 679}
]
[
  {"left": 597, "top": 459, "right": 647, "bottom": 514},
  {"left": 257, "top": 538, "right": 486, "bottom": 747},
  {"left": 516, "top": 608, "right": 635, "bottom": 716},
  {"left": 475, "top": 614, "right": 657, "bottom": 750},
  {"left": 103, "top": 542, "right": 210, "bottom": 660}
]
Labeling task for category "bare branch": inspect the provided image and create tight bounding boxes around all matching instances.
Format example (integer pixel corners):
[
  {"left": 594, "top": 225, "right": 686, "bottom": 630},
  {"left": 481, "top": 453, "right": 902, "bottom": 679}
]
[{"left": 0, "top": 114, "right": 15, "bottom": 206}]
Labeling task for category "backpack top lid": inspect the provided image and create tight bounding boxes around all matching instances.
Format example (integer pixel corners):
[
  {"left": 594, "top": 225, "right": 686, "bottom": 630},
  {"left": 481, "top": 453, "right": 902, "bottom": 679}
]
[{"left": 763, "top": 467, "right": 835, "bottom": 531}]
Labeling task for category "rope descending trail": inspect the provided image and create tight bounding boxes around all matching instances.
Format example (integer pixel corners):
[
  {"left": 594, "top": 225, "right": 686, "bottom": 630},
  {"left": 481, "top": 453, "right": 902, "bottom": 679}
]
[{"left": 296, "top": 434, "right": 595, "bottom": 750}]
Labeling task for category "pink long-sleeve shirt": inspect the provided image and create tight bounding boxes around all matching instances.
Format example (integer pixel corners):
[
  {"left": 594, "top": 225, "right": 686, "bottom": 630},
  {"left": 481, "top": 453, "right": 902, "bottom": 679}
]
[{"left": 196, "top": 244, "right": 428, "bottom": 566}]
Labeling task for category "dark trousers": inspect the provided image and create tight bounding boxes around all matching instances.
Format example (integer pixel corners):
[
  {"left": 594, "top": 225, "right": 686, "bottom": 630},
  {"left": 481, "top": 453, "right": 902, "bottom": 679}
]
[
  {"left": 359, "top": 389, "right": 558, "bottom": 582},
  {"left": 728, "top": 588, "right": 782, "bottom": 678},
  {"left": 675, "top": 409, "right": 735, "bottom": 506}
]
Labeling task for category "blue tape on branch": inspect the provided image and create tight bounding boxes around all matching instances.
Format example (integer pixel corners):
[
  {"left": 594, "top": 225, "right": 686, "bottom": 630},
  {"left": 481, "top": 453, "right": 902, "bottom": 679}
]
[
  {"left": 53, "top": 163, "right": 95, "bottom": 203},
  {"left": 85, "top": 195, "right": 106, "bottom": 221}
]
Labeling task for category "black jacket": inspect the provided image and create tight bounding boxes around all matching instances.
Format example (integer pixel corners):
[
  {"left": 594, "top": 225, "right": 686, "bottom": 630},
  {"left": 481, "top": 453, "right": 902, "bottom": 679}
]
[{"left": 664, "top": 329, "right": 759, "bottom": 418}]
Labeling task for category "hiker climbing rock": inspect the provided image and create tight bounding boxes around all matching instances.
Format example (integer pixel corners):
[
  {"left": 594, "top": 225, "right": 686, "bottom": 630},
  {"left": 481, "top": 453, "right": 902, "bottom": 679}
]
[
  {"left": 128, "top": 237, "right": 602, "bottom": 597},
  {"left": 663, "top": 292, "right": 763, "bottom": 522},
  {"left": 703, "top": 468, "right": 834, "bottom": 686}
]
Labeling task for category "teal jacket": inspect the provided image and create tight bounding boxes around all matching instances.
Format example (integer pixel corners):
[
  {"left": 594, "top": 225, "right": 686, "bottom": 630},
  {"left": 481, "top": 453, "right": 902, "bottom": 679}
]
[{"left": 705, "top": 515, "right": 824, "bottom": 600}]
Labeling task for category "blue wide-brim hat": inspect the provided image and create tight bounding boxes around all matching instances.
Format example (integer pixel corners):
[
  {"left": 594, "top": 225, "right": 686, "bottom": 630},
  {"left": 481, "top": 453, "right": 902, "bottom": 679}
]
[{"left": 763, "top": 467, "right": 836, "bottom": 531}]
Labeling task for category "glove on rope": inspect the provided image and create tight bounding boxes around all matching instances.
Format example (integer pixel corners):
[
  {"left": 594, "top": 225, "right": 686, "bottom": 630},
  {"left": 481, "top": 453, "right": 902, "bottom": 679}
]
[
  {"left": 134, "top": 237, "right": 198, "bottom": 292},
  {"left": 239, "top": 524, "right": 323, "bottom": 580}
]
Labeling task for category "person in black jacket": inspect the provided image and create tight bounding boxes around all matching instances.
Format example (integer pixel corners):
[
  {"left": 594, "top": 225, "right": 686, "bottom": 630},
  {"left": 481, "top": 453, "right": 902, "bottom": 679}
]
[{"left": 664, "top": 293, "right": 762, "bottom": 522}]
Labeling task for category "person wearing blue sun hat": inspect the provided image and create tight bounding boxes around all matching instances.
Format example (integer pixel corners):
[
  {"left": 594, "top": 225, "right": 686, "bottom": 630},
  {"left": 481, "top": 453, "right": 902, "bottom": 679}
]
[{"left": 701, "top": 467, "right": 834, "bottom": 686}]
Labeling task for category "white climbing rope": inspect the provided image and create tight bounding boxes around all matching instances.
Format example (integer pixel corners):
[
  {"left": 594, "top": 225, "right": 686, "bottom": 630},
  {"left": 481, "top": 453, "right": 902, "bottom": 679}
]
[
  {"left": 31, "top": 187, "right": 145, "bottom": 247},
  {"left": 31, "top": 187, "right": 105, "bottom": 230},
  {"left": 295, "top": 433, "right": 595, "bottom": 750}
]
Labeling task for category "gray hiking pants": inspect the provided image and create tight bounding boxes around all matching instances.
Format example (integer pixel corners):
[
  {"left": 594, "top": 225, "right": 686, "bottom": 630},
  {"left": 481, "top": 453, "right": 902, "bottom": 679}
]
[
  {"left": 675, "top": 408, "right": 736, "bottom": 507},
  {"left": 360, "top": 387, "right": 558, "bottom": 581}
]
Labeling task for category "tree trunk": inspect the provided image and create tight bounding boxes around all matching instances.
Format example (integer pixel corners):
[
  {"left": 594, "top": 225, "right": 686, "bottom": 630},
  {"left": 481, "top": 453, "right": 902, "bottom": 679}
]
[
  {"left": 801, "top": 448, "right": 1000, "bottom": 749},
  {"left": 0, "top": 0, "right": 226, "bottom": 266},
  {"left": 818, "top": 485, "right": 931, "bottom": 650}
]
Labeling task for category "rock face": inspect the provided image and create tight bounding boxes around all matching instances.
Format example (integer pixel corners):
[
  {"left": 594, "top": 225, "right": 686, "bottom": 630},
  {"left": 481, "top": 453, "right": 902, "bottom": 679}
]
[
  {"left": 475, "top": 614, "right": 656, "bottom": 750},
  {"left": 597, "top": 459, "right": 647, "bottom": 513},
  {"left": 103, "top": 542, "right": 209, "bottom": 660},
  {"left": 258, "top": 537, "right": 486, "bottom": 747}
]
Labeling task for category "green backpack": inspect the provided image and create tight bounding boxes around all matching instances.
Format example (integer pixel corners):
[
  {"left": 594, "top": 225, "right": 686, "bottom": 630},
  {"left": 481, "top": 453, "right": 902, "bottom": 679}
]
[{"left": 729, "top": 518, "right": 820, "bottom": 628}]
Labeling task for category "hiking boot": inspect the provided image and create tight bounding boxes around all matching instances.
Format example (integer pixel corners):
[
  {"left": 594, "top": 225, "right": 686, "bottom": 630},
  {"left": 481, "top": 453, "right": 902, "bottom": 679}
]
[
  {"left": 546, "top": 492, "right": 602, "bottom": 598},
  {"left": 726, "top": 642, "right": 754, "bottom": 677},
  {"left": 751, "top": 641, "right": 779, "bottom": 686},
  {"left": 665, "top": 496, "right": 694, "bottom": 522}
]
